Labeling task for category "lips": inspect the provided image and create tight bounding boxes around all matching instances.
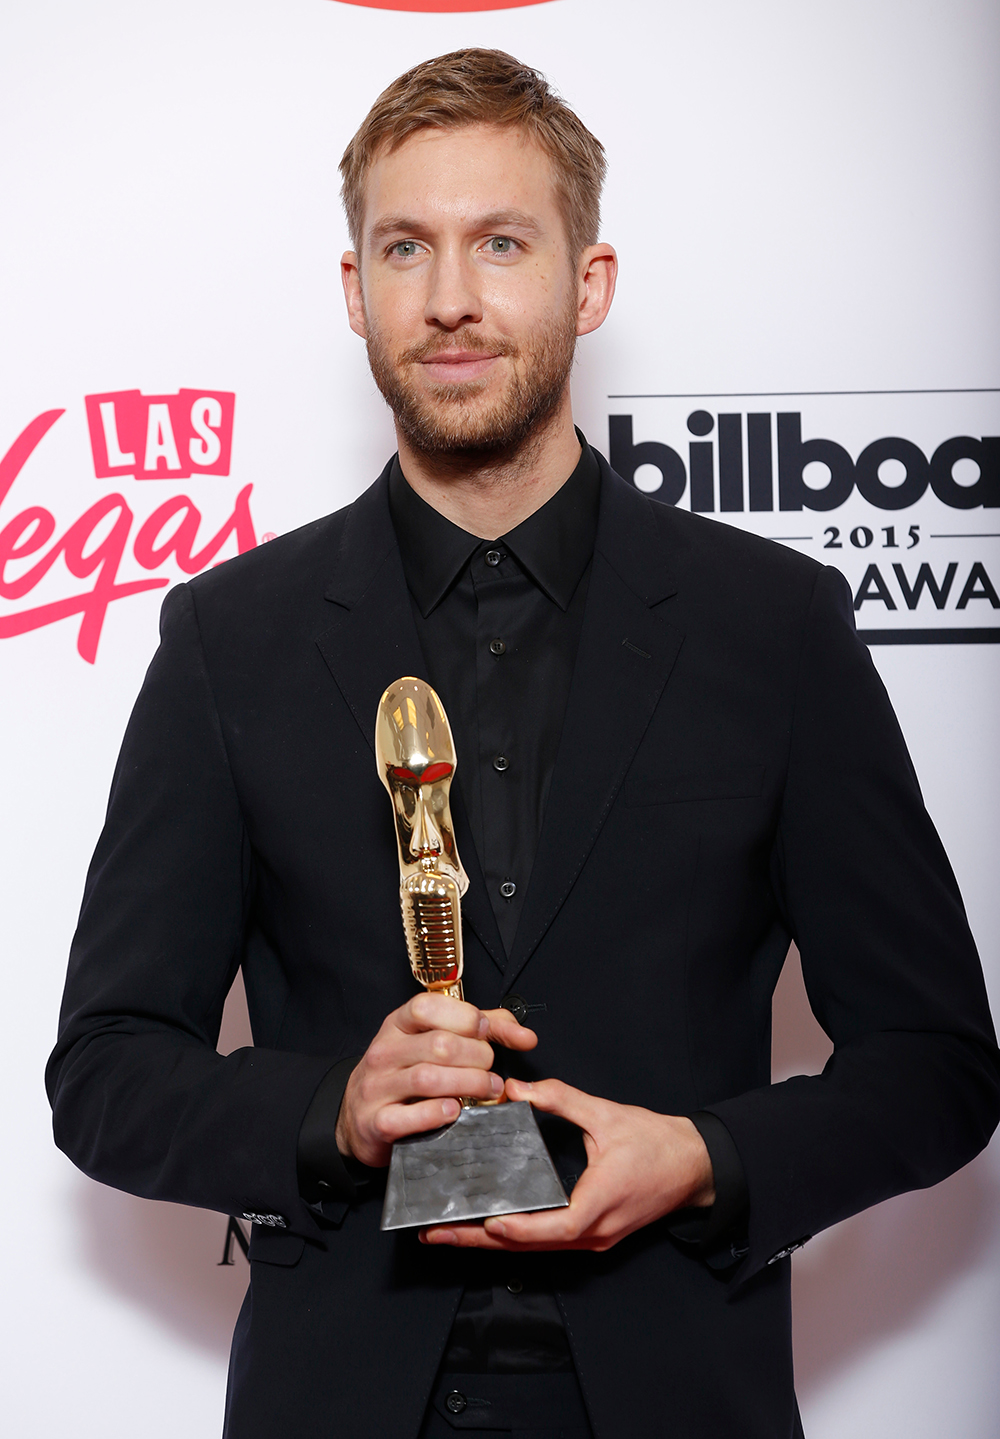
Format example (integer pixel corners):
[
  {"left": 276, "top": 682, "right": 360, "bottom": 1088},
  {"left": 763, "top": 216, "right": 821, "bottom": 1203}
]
[{"left": 419, "top": 350, "right": 502, "bottom": 383}]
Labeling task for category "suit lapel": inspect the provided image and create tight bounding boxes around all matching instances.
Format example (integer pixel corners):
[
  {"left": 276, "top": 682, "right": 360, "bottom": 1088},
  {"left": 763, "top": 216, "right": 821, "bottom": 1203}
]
[
  {"left": 315, "top": 469, "right": 506, "bottom": 974},
  {"left": 503, "top": 465, "right": 684, "bottom": 992}
]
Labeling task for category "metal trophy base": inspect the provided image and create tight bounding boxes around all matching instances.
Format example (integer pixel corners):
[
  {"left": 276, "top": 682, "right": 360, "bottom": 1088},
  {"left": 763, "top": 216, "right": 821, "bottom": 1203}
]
[{"left": 381, "top": 1100, "right": 569, "bottom": 1231}]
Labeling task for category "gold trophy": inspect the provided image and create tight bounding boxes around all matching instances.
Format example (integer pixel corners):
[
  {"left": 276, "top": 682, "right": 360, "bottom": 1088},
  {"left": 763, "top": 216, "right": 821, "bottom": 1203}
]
[{"left": 376, "top": 677, "right": 569, "bottom": 1231}]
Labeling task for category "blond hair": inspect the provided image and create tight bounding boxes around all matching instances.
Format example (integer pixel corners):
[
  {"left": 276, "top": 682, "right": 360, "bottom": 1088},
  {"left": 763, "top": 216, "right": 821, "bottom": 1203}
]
[{"left": 340, "top": 48, "right": 606, "bottom": 260}]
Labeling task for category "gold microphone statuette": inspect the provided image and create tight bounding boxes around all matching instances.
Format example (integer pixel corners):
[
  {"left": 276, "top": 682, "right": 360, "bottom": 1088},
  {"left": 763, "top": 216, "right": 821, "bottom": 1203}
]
[
  {"left": 376, "top": 677, "right": 469, "bottom": 1002},
  {"left": 375, "top": 676, "right": 569, "bottom": 1231}
]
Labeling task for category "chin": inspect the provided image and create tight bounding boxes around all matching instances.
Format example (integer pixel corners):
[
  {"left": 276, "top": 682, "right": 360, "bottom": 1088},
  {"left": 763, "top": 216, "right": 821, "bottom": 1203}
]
[{"left": 368, "top": 326, "right": 575, "bottom": 461}]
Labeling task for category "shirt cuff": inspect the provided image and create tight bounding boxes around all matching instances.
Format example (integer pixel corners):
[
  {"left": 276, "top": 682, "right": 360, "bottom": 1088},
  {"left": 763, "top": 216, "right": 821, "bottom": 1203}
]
[
  {"left": 296, "top": 1055, "right": 375, "bottom": 1206},
  {"left": 666, "top": 1111, "right": 750, "bottom": 1270}
]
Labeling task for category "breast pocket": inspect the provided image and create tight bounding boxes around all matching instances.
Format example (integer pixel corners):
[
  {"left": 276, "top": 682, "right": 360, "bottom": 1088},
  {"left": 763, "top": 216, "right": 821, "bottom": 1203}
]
[{"left": 624, "top": 765, "right": 765, "bottom": 806}]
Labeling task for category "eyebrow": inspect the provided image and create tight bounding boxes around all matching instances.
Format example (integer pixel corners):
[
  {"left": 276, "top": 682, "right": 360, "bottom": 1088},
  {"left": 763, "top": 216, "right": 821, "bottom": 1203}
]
[{"left": 367, "top": 209, "right": 544, "bottom": 246}]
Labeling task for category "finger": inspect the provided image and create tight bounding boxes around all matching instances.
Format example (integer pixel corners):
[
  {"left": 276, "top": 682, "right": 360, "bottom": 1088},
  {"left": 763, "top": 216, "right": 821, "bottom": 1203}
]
[
  {"left": 402, "top": 1064, "right": 505, "bottom": 1103},
  {"left": 419, "top": 1221, "right": 509, "bottom": 1249},
  {"left": 482, "top": 1180, "right": 605, "bottom": 1248},
  {"left": 504, "top": 1077, "right": 606, "bottom": 1131},
  {"left": 411, "top": 1029, "right": 497, "bottom": 1072},
  {"left": 372, "top": 1097, "right": 462, "bottom": 1145},
  {"left": 481, "top": 1008, "right": 538, "bottom": 1052},
  {"left": 394, "top": 993, "right": 485, "bottom": 1038}
]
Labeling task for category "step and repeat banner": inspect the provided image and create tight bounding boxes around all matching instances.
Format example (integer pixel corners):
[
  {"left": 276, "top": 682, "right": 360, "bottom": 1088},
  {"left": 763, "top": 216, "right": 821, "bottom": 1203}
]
[{"left": 2, "top": 2, "right": 997, "bottom": 1436}]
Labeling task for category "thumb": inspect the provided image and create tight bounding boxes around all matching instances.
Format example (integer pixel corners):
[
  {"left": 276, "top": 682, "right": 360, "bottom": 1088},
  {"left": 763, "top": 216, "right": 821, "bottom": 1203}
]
[
  {"left": 482, "top": 1007, "right": 538, "bottom": 1052},
  {"left": 505, "top": 1077, "right": 604, "bottom": 1131}
]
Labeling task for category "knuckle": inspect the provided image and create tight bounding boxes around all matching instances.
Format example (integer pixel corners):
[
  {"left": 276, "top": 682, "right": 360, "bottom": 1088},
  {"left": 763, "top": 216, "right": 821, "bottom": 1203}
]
[
  {"left": 412, "top": 1063, "right": 437, "bottom": 1093},
  {"left": 430, "top": 1032, "right": 455, "bottom": 1063},
  {"left": 371, "top": 1111, "right": 395, "bottom": 1143},
  {"left": 367, "top": 1039, "right": 389, "bottom": 1070}
]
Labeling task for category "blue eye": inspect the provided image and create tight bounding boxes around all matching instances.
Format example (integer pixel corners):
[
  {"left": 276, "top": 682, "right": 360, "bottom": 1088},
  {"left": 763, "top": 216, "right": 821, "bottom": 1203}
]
[
  {"left": 489, "top": 237, "right": 513, "bottom": 254},
  {"left": 392, "top": 241, "right": 420, "bottom": 258}
]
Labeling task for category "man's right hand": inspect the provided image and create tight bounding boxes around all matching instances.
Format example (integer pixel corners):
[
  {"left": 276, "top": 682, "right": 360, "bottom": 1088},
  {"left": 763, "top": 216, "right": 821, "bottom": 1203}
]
[{"left": 335, "top": 994, "right": 538, "bottom": 1168}]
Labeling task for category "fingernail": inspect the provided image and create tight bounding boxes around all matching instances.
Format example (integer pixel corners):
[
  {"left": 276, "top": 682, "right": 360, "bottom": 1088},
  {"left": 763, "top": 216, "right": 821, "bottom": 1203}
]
[
  {"left": 490, "top": 1073, "right": 504, "bottom": 1095},
  {"left": 485, "top": 1219, "right": 506, "bottom": 1238},
  {"left": 427, "top": 1228, "right": 457, "bottom": 1245},
  {"left": 443, "top": 1099, "right": 460, "bottom": 1119},
  {"left": 478, "top": 1016, "right": 489, "bottom": 1037}
]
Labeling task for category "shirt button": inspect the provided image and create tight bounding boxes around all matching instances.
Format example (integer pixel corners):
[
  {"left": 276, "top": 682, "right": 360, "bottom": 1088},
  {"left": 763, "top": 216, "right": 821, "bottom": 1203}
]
[
  {"left": 493, "top": 754, "right": 509, "bottom": 772},
  {"left": 485, "top": 549, "right": 504, "bottom": 566},
  {"left": 490, "top": 638, "right": 506, "bottom": 655},
  {"left": 445, "top": 1392, "right": 467, "bottom": 1415},
  {"left": 499, "top": 880, "right": 516, "bottom": 899},
  {"left": 507, "top": 1278, "right": 523, "bottom": 1294}
]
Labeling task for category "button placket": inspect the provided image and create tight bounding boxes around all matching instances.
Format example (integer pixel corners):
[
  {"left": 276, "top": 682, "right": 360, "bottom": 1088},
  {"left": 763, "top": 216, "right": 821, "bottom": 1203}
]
[{"left": 474, "top": 551, "right": 519, "bottom": 916}]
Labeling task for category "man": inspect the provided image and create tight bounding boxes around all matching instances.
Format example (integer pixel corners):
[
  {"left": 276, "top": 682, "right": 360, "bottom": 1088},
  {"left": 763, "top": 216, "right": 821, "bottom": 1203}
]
[{"left": 48, "top": 49, "right": 999, "bottom": 1439}]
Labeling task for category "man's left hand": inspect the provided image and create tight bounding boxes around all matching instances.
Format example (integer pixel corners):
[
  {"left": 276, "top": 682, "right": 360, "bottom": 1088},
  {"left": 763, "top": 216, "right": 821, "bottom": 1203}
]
[{"left": 419, "top": 1077, "right": 716, "bottom": 1252}]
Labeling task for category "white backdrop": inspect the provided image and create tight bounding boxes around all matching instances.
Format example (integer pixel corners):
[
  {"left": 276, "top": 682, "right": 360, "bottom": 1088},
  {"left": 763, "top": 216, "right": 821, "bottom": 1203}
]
[{"left": 1, "top": 1, "right": 997, "bottom": 1435}]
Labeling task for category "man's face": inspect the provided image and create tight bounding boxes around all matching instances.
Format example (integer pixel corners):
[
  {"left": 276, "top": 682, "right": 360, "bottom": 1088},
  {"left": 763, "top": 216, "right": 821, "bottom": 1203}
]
[{"left": 345, "top": 124, "right": 580, "bottom": 458}]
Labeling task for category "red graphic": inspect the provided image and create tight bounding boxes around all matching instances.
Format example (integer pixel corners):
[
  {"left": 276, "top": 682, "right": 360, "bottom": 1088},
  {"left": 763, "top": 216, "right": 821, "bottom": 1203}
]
[
  {"left": 0, "top": 406, "right": 256, "bottom": 664},
  {"left": 334, "top": 1, "right": 551, "bottom": 11},
  {"left": 390, "top": 762, "right": 454, "bottom": 785},
  {"left": 85, "top": 389, "right": 235, "bottom": 480}
]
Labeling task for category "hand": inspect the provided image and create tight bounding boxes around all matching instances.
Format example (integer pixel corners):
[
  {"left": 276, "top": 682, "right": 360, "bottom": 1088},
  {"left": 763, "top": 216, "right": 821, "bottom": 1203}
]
[
  {"left": 335, "top": 994, "right": 537, "bottom": 1168},
  {"left": 420, "top": 1077, "right": 715, "bottom": 1251}
]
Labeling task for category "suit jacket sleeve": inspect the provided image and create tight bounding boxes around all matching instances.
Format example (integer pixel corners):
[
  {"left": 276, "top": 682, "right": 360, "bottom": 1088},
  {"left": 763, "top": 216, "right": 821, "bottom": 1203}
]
[
  {"left": 45, "top": 582, "right": 336, "bottom": 1240},
  {"left": 706, "top": 564, "right": 1000, "bottom": 1281}
]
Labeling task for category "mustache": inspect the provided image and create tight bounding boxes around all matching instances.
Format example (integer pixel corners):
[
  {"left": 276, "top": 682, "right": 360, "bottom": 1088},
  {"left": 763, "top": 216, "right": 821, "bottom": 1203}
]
[{"left": 399, "top": 330, "right": 518, "bottom": 366}]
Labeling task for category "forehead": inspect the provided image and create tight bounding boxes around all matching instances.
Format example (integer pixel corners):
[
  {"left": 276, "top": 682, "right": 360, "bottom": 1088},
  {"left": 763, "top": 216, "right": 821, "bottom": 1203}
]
[{"left": 362, "top": 123, "right": 561, "bottom": 237}]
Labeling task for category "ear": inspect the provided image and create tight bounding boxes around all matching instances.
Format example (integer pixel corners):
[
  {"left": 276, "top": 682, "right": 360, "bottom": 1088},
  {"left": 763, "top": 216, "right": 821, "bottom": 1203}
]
[
  {"left": 341, "top": 251, "right": 367, "bottom": 339},
  {"left": 575, "top": 243, "right": 618, "bottom": 337}
]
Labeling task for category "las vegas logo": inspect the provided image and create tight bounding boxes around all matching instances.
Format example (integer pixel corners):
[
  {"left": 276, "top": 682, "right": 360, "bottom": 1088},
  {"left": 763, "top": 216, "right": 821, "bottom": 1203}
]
[{"left": 0, "top": 390, "right": 257, "bottom": 663}]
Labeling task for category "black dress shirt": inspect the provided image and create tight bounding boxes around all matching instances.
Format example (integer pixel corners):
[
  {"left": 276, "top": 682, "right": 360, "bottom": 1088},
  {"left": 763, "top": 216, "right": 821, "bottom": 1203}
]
[
  {"left": 389, "top": 443, "right": 600, "bottom": 954},
  {"left": 298, "top": 437, "right": 749, "bottom": 1373}
]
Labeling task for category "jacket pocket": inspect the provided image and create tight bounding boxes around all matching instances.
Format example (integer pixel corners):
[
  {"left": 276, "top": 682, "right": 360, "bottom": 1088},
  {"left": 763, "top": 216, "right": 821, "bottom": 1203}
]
[
  {"left": 248, "top": 1227, "right": 306, "bottom": 1267},
  {"left": 625, "top": 765, "right": 765, "bottom": 806}
]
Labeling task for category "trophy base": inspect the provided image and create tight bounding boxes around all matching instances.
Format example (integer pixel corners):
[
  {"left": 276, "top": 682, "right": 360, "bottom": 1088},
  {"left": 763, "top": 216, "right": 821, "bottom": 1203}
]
[{"left": 380, "top": 1101, "right": 570, "bottom": 1231}]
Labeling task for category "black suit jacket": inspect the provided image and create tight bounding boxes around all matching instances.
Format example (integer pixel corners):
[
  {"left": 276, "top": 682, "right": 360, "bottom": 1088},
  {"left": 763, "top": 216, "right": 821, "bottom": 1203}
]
[{"left": 48, "top": 456, "right": 1000, "bottom": 1439}]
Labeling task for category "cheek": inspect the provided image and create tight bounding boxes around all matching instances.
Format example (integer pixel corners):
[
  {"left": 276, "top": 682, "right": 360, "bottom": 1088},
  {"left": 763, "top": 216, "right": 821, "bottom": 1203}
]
[
  {"left": 364, "top": 275, "right": 428, "bottom": 342},
  {"left": 394, "top": 788, "right": 416, "bottom": 823},
  {"left": 485, "top": 265, "right": 567, "bottom": 332}
]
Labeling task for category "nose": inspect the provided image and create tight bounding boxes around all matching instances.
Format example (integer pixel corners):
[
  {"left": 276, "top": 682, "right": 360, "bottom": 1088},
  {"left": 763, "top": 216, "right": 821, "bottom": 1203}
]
[
  {"left": 424, "top": 245, "right": 483, "bottom": 331},
  {"left": 411, "top": 787, "right": 444, "bottom": 859}
]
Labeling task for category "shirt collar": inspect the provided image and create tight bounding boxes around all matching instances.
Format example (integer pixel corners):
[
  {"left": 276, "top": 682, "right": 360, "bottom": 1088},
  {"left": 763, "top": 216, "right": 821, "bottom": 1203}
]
[{"left": 389, "top": 435, "right": 601, "bottom": 617}]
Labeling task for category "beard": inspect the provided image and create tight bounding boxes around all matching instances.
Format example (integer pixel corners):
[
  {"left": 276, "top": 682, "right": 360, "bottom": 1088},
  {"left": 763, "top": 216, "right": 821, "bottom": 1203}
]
[{"left": 365, "top": 304, "right": 578, "bottom": 462}]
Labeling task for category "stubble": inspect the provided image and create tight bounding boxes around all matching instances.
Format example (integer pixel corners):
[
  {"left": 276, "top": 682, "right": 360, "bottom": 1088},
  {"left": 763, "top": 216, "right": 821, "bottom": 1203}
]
[{"left": 365, "top": 304, "right": 578, "bottom": 468}]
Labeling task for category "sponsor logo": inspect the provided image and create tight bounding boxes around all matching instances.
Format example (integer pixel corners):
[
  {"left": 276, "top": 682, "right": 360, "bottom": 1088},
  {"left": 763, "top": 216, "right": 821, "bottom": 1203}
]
[
  {"left": 85, "top": 389, "right": 235, "bottom": 481},
  {"left": 0, "top": 391, "right": 257, "bottom": 663},
  {"left": 609, "top": 389, "right": 1000, "bottom": 642}
]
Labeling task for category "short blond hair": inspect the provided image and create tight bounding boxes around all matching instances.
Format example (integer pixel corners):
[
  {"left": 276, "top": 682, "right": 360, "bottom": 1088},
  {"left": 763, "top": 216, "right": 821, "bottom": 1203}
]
[{"left": 340, "top": 48, "right": 606, "bottom": 260}]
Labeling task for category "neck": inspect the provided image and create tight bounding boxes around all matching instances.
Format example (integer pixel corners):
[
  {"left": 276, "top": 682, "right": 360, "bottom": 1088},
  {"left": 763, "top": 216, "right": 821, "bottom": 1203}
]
[{"left": 393, "top": 390, "right": 582, "bottom": 540}]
